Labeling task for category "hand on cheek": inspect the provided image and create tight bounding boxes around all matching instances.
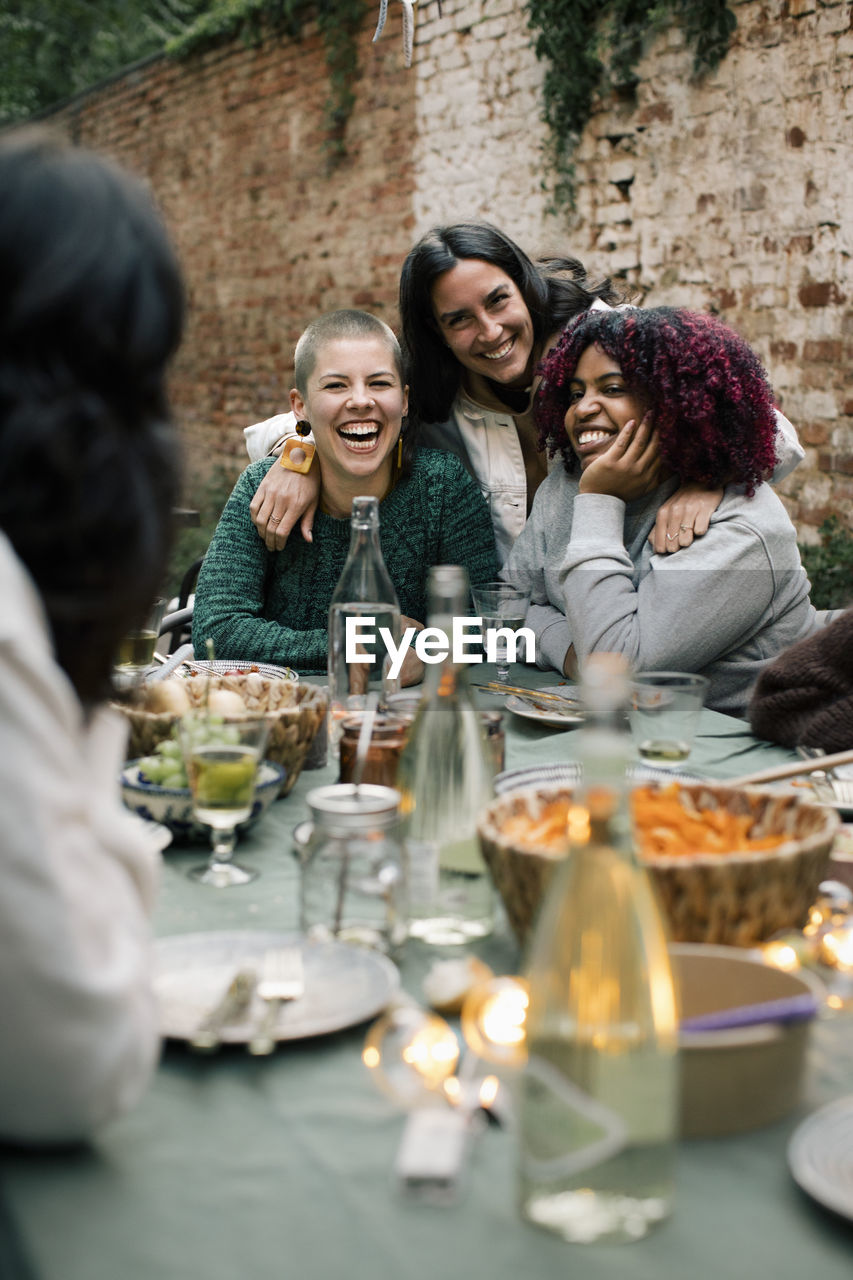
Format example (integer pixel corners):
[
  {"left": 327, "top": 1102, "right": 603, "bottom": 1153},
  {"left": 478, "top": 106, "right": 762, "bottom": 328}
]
[{"left": 579, "top": 412, "right": 661, "bottom": 501}]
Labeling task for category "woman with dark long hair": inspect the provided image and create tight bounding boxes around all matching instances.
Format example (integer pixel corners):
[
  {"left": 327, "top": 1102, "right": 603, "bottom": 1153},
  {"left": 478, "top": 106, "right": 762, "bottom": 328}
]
[
  {"left": 0, "top": 128, "right": 184, "bottom": 1142},
  {"left": 503, "top": 306, "right": 819, "bottom": 716},
  {"left": 245, "top": 223, "right": 803, "bottom": 563}
]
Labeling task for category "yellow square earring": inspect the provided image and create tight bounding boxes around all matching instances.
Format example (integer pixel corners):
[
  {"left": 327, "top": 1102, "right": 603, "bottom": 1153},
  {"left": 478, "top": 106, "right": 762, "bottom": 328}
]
[{"left": 279, "top": 435, "right": 315, "bottom": 474}]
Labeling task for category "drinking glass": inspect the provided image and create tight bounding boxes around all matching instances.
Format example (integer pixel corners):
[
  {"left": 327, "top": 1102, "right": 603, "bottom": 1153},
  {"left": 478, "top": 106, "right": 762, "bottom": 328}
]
[
  {"left": 470, "top": 582, "right": 531, "bottom": 684},
  {"left": 179, "top": 713, "right": 270, "bottom": 887},
  {"left": 628, "top": 672, "right": 709, "bottom": 768},
  {"left": 114, "top": 597, "right": 166, "bottom": 685}
]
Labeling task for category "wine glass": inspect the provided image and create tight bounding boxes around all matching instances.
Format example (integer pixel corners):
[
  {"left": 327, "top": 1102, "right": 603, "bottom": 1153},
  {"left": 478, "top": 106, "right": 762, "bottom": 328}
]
[
  {"left": 470, "top": 582, "right": 531, "bottom": 685},
  {"left": 113, "top": 597, "right": 166, "bottom": 689},
  {"left": 179, "top": 713, "right": 270, "bottom": 887}
]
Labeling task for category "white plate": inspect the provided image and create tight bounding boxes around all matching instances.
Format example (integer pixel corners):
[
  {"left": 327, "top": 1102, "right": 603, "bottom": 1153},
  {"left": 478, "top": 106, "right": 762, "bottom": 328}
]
[
  {"left": 773, "top": 776, "right": 853, "bottom": 819},
  {"left": 154, "top": 930, "right": 399, "bottom": 1044},
  {"left": 504, "top": 685, "right": 585, "bottom": 727},
  {"left": 788, "top": 1094, "right": 853, "bottom": 1222},
  {"left": 494, "top": 761, "right": 700, "bottom": 795}
]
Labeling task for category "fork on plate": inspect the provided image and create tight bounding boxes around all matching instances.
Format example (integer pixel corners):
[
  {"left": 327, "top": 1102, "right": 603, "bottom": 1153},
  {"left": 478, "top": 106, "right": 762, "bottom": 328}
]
[{"left": 247, "top": 947, "right": 305, "bottom": 1056}]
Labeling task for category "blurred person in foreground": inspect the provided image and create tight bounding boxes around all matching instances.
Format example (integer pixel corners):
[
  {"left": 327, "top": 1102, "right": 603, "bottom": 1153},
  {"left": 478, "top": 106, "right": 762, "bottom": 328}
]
[
  {"left": 0, "top": 129, "right": 183, "bottom": 1143},
  {"left": 750, "top": 607, "right": 853, "bottom": 751},
  {"left": 503, "top": 305, "right": 820, "bottom": 718}
]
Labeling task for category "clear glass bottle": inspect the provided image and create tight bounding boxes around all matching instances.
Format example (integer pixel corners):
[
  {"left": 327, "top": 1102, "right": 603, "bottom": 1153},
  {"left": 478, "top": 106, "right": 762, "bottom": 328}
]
[
  {"left": 328, "top": 496, "right": 401, "bottom": 749},
  {"left": 395, "top": 564, "right": 495, "bottom": 945},
  {"left": 518, "top": 652, "right": 679, "bottom": 1244}
]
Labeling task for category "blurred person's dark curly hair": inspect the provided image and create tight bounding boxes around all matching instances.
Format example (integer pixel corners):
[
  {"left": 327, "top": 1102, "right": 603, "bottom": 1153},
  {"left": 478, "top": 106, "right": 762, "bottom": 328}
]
[
  {"left": 0, "top": 128, "right": 184, "bottom": 706},
  {"left": 535, "top": 306, "right": 778, "bottom": 496},
  {"left": 399, "top": 221, "right": 621, "bottom": 425}
]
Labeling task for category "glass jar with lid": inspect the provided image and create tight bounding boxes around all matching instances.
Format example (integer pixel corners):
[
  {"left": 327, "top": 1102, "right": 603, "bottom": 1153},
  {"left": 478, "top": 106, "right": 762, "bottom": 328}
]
[{"left": 300, "top": 783, "right": 407, "bottom": 954}]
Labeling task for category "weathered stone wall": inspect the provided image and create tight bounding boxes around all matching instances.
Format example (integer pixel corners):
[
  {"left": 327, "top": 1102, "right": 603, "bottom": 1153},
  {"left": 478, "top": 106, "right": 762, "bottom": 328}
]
[
  {"left": 411, "top": 0, "right": 554, "bottom": 246},
  {"left": 33, "top": 0, "right": 852, "bottom": 538},
  {"left": 412, "top": 0, "right": 853, "bottom": 540}
]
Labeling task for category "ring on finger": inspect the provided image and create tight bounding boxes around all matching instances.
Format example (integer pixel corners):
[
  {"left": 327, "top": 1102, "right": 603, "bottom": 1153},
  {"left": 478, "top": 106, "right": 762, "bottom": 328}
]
[
  {"left": 679, "top": 524, "right": 692, "bottom": 532},
  {"left": 665, "top": 532, "right": 679, "bottom": 542}
]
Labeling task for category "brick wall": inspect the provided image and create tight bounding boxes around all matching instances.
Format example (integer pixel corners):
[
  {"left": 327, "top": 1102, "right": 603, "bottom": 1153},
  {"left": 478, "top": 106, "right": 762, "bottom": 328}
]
[
  {"left": 37, "top": 0, "right": 852, "bottom": 540},
  {"left": 411, "top": 0, "right": 853, "bottom": 542},
  {"left": 45, "top": 10, "right": 417, "bottom": 487}
]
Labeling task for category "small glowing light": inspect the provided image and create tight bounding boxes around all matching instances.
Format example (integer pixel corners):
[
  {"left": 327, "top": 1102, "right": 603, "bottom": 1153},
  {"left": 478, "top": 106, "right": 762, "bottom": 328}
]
[
  {"left": 478, "top": 1075, "right": 500, "bottom": 1108},
  {"left": 363, "top": 1004, "right": 460, "bottom": 1107},
  {"left": 818, "top": 920, "right": 853, "bottom": 972},
  {"left": 826, "top": 993, "right": 845, "bottom": 1011},
  {"left": 461, "top": 976, "right": 529, "bottom": 1066},
  {"left": 761, "top": 941, "right": 802, "bottom": 972},
  {"left": 803, "top": 903, "right": 828, "bottom": 937},
  {"left": 567, "top": 803, "right": 590, "bottom": 846},
  {"left": 443, "top": 1077, "right": 462, "bottom": 1104}
]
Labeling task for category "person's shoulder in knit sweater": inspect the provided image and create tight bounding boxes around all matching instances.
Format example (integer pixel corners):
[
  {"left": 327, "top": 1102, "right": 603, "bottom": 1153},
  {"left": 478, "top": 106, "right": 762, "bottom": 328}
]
[
  {"left": 192, "top": 447, "right": 498, "bottom": 672},
  {"left": 749, "top": 607, "right": 853, "bottom": 751}
]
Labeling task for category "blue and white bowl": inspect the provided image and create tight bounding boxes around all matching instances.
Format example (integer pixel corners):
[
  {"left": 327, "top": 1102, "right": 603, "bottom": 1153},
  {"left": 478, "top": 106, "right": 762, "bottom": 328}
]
[{"left": 120, "top": 758, "right": 286, "bottom": 842}]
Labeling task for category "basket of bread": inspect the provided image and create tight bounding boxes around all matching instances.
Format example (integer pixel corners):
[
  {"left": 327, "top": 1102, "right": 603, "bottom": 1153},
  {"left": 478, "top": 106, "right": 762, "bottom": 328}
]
[
  {"left": 113, "top": 673, "right": 327, "bottom": 796},
  {"left": 478, "top": 779, "right": 839, "bottom": 948}
]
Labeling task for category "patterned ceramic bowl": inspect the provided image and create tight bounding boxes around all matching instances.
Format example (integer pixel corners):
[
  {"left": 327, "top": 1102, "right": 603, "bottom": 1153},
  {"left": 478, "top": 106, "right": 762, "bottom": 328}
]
[{"left": 120, "top": 758, "right": 285, "bottom": 843}]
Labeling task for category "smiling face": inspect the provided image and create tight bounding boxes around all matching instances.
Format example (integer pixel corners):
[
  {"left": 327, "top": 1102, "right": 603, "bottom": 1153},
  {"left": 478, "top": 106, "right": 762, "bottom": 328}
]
[
  {"left": 290, "top": 334, "right": 408, "bottom": 494},
  {"left": 565, "top": 343, "right": 648, "bottom": 469},
  {"left": 430, "top": 258, "right": 536, "bottom": 388}
]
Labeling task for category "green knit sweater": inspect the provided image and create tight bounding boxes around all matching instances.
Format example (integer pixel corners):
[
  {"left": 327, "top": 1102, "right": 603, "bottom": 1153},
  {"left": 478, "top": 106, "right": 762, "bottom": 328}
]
[{"left": 192, "top": 449, "right": 499, "bottom": 672}]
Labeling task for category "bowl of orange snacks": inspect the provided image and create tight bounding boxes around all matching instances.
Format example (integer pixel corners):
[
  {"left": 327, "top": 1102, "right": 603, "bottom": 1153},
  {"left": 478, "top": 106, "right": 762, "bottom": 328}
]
[{"left": 478, "top": 779, "right": 839, "bottom": 948}]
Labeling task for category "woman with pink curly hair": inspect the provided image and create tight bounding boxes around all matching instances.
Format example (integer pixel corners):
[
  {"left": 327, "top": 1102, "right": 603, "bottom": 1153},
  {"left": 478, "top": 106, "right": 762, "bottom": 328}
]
[{"left": 504, "top": 306, "right": 820, "bottom": 717}]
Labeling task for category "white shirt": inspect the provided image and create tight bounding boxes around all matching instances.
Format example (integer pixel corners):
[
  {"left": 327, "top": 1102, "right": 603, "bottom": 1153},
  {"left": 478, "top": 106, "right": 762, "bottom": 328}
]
[{"left": 0, "top": 533, "right": 162, "bottom": 1142}]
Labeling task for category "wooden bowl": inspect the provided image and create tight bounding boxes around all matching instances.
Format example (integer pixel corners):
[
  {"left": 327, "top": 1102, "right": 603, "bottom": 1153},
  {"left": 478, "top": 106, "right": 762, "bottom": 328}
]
[
  {"left": 673, "top": 943, "right": 824, "bottom": 1137},
  {"left": 113, "top": 674, "right": 327, "bottom": 796},
  {"left": 478, "top": 780, "right": 839, "bottom": 948}
]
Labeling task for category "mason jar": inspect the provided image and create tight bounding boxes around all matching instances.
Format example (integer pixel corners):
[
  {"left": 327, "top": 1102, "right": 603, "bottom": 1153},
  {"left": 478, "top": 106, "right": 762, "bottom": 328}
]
[{"left": 300, "top": 783, "right": 406, "bottom": 954}]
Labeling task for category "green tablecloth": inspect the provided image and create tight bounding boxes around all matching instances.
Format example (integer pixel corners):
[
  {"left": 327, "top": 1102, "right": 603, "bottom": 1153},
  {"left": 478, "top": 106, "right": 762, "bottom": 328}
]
[{"left": 2, "top": 669, "right": 851, "bottom": 1278}]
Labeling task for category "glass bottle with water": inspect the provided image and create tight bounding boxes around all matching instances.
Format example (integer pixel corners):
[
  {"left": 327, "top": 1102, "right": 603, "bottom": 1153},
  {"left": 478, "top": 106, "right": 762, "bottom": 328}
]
[
  {"left": 395, "top": 564, "right": 495, "bottom": 945},
  {"left": 518, "top": 652, "right": 679, "bottom": 1244},
  {"left": 328, "top": 496, "right": 401, "bottom": 749}
]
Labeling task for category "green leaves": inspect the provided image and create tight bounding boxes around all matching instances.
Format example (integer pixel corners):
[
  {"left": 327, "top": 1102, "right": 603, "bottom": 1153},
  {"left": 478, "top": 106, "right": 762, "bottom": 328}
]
[
  {"left": 0, "top": 0, "right": 366, "bottom": 153},
  {"left": 0, "top": 0, "right": 209, "bottom": 123},
  {"left": 525, "top": 0, "right": 737, "bottom": 213},
  {"left": 799, "top": 517, "right": 853, "bottom": 612}
]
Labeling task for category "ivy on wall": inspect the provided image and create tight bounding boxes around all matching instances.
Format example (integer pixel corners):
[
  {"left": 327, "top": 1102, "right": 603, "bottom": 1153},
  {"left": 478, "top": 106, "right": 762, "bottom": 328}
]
[
  {"left": 167, "top": 0, "right": 367, "bottom": 156},
  {"left": 525, "top": 0, "right": 737, "bottom": 210}
]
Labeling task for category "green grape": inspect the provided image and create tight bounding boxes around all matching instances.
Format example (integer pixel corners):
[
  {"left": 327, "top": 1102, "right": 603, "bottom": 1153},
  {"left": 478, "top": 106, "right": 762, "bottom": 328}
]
[
  {"left": 137, "top": 755, "right": 165, "bottom": 782},
  {"left": 161, "top": 770, "right": 187, "bottom": 789}
]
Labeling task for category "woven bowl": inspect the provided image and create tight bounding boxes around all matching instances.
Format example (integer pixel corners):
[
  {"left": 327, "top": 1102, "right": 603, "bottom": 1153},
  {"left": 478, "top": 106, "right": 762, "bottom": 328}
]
[
  {"left": 113, "top": 674, "right": 327, "bottom": 796},
  {"left": 478, "top": 780, "right": 839, "bottom": 949}
]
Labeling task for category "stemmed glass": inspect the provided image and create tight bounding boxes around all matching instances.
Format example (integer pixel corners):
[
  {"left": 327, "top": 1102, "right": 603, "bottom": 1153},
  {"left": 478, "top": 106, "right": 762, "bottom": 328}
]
[
  {"left": 179, "top": 713, "right": 270, "bottom": 887},
  {"left": 470, "top": 582, "right": 531, "bottom": 685},
  {"left": 113, "top": 597, "right": 166, "bottom": 690}
]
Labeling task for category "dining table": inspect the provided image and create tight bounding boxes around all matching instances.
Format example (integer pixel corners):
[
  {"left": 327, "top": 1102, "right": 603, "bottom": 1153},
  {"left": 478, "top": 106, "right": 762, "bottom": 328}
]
[{"left": 1, "top": 666, "right": 852, "bottom": 1279}]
